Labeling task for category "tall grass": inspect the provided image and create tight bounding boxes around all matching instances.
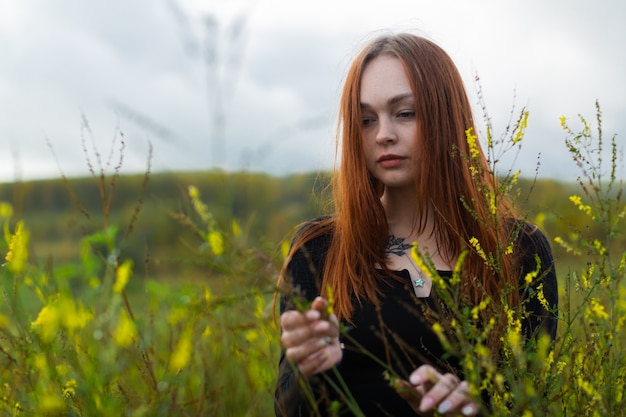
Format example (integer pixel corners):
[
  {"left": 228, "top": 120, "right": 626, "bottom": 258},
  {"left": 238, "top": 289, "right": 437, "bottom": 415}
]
[{"left": 0, "top": 101, "right": 623, "bottom": 416}]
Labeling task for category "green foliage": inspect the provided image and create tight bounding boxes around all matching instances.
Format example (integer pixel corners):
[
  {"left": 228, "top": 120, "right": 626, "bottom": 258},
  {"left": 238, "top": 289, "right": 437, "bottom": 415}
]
[
  {"left": 0, "top": 185, "right": 282, "bottom": 416},
  {"left": 0, "top": 101, "right": 623, "bottom": 415}
]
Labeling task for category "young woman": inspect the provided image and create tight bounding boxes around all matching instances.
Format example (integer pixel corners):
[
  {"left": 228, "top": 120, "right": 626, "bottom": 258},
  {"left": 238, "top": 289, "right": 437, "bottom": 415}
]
[{"left": 274, "top": 33, "right": 558, "bottom": 416}]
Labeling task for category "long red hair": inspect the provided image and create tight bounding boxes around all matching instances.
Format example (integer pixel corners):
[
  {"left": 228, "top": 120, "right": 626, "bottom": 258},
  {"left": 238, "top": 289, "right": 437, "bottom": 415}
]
[{"left": 281, "top": 33, "right": 519, "bottom": 325}]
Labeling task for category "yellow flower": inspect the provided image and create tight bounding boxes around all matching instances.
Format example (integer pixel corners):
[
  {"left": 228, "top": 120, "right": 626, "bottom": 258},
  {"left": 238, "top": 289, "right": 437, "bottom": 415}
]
[
  {"left": 62, "top": 379, "right": 77, "bottom": 399},
  {"left": 231, "top": 219, "right": 242, "bottom": 237},
  {"left": 113, "top": 310, "right": 137, "bottom": 348},
  {"left": 587, "top": 298, "right": 609, "bottom": 320},
  {"left": 208, "top": 230, "right": 224, "bottom": 256},
  {"left": 280, "top": 240, "right": 290, "bottom": 261},
  {"left": 470, "top": 298, "right": 490, "bottom": 320},
  {"left": 0, "top": 202, "right": 12, "bottom": 219},
  {"left": 465, "top": 127, "right": 480, "bottom": 159},
  {"left": 58, "top": 295, "right": 93, "bottom": 331},
  {"left": 31, "top": 304, "right": 60, "bottom": 343},
  {"left": 469, "top": 237, "right": 487, "bottom": 262},
  {"left": 5, "top": 221, "right": 29, "bottom": 274},
  {"left": 569, "top": 194, "right": 594, "bottom": 219},
  {"left": 169, "top": 328, "right": 193, "bottom": 372},
  {"left": 512, "top": 111, "right": 529, "bottom": 144},
  {"left": 113, "top": 259, "right": 133, "bottom": 293}
]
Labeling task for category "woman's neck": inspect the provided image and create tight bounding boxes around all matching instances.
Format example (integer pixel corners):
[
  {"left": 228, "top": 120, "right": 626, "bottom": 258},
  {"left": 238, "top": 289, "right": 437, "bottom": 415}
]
[
  {"left": 381, "top": 188, "right": 453, "bottom": 269},
  {"left": 381, "top": 188, "right": 426, "bottom": 237}
]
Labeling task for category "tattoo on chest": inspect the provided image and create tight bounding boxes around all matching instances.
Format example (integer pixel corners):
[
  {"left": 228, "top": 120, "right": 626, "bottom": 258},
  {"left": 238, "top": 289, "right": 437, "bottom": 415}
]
[{"left": 386, "top": 234, "right": 413, "bottom": 257}]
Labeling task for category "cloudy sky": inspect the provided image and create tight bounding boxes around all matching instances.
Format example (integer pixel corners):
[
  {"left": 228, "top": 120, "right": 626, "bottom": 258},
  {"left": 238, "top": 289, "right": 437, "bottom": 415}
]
[{"left": 1, "top": 0, "right": 624, "bottom": 183}]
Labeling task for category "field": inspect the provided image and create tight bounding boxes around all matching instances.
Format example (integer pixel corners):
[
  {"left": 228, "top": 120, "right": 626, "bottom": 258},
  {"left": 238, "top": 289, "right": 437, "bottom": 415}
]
[{"left": 0, "top": 108, "right": 625, "bottom": 415}]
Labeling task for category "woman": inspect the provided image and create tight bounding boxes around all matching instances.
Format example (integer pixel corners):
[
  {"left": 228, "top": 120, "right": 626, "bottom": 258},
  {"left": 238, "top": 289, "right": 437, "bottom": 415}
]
[{"left": 274, "top": 33, "right": 558, "bottom": 416}]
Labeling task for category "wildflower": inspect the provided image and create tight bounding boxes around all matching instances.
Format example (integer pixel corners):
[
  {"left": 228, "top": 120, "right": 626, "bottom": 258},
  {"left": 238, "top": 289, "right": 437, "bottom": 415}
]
[
  {"left": 31, "top": 304, "right": 60, "bottom": 343},
  {"left": 5, "top": 221, "right": 29, "bottom": 274},
  {"left": 245, "top": 329, "right": 259, "bottom": 343},
  {"left": 512, "top": 111, "right": 529, "bottom": 144},
  {"left": 231, "top": 219, "right": 242, "bottom": 237},
  {"left": 202, "top": 326, "right": 212, "bottom": 339},
  {"left": 0, "top": 202, "right": 12, "bottom": 220},
  {"left": 587, "top": 298, "right": 609, "bottom": 321},
  {"left": 451, "top": 251, "right": 468, "bottom": 286},
  {"left": 569, "top": 194, "right": 594, "bottom": 219},
  {"left": 280, "top": 240, "right": 290, "bottom": 260},
  {"left": 39, "top": 393, "right": 64, "bottom": 414},
  {"left": 325, "top": 285, "right": 335, "bottom": 317},
  {"left": 465, "top": 127, "right": 480, "bottom": 159},
  {"left": 58, "top": 295, "right": 93, "bottom": 331},
  {"left": 169, "top": 328, "right": 193, "bottom": 372},
  {"left": 208, "top": 230, "right": 224, "bottom": 256},
  {"left": 470, "top": 299, "right": 490, "bottom": 320},
  {"left": 113, "top": 259, "right": 133, "bottom": 293},
  {"left": 553, "top": 236, "right": 581, "bottom": 255},
  {"left": 469, "top": 237, "right": 487, "bottom": 262},
  {"left": 592, "top": 239, "right": 606, "bottom": 256},
  {"left": 431, "top": 322, "right": 450, "bottom": 350},
  {"left": 62, "top": 379, "right": 77, "bottom": 399},
  {"left": 113, "top": 310, "right": 137, "bottom": 348},
  {"left": 535, "top": 284, "right": 550, "bottom": 310}
]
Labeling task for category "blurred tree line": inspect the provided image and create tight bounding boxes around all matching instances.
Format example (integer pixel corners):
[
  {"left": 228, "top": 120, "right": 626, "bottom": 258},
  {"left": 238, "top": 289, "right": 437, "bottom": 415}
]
[{"left": 0, "top": 171, "right": 617, "bottom": 283}]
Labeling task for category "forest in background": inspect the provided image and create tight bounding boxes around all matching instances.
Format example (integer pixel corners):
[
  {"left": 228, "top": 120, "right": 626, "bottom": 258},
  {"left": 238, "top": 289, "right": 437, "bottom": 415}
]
[{"left": 0, "top": 170, "right": 608, "bottom": 283}]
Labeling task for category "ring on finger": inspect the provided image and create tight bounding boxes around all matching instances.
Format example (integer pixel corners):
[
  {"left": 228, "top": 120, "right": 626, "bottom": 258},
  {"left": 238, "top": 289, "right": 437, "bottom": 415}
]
[{"left": 323, "top": 336, "right": 332, "bottom": 345}]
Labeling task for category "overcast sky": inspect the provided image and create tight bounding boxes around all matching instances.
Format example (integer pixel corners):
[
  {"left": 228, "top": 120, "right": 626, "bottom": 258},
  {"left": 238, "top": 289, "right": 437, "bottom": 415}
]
[{"left": 1, "top": 0, "right": 624, "bottom": 183}]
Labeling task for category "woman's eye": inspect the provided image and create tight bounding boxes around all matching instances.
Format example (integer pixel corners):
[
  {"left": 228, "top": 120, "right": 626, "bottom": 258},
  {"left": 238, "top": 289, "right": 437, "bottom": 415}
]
[
  {"left": 362, "top": 117, "right": 374, "bottom": 126},
  {"left": 398, "top": 111, "right": 415, "bottom": 119}
]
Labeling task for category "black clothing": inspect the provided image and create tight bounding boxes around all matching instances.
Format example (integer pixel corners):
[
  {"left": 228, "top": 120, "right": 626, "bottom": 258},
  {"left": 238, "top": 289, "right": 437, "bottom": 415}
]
[{"left": 275, "top": 219, "right": 558, "bottom": 416}]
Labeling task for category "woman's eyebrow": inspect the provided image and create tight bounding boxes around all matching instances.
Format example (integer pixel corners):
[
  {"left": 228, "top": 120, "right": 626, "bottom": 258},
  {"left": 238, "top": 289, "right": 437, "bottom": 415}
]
[{"left": 360, "top": 93, "right": 414, "bottom": 110}]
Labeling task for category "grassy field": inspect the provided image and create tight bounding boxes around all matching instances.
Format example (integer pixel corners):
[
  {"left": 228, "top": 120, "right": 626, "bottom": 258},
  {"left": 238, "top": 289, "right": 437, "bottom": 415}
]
[{"left": 0, "top": 106, "right": 624, "bottom": 415}]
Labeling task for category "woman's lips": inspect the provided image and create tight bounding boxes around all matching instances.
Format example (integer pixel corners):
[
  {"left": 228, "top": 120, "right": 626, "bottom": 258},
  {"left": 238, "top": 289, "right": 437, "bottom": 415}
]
[{"left": 377, "top": 154, "right": 406, "bottom": 168}]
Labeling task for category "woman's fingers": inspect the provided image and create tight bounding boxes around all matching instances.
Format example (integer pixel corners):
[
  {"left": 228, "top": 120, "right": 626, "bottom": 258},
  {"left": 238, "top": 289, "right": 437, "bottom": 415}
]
[
  {"left": 407, "top": 365, "right": 479, "bottom": 416},
  {"left": 279, "top": 298, "right": 343, "bottom": 376}
]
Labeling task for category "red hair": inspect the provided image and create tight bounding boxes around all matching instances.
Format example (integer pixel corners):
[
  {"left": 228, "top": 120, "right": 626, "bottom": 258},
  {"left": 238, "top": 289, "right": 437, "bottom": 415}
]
[{"left": 281, "top": 34, "right": 519, "bottom": 326}]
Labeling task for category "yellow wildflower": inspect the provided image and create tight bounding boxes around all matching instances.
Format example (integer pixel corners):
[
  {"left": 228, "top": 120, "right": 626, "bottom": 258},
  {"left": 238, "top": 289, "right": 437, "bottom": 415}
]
[
  {"left": 113, "top": 259, "right": 133, "bottom": 293},
  {"left": 113, "top": 310, "right": 137, "bottom": 348},
  {"left": 471, "top": 299, "right": 490, "bottom": 320},
  {"left": 512, "top": 111, "right": 529, "bottom": 144},
  {"left": 169, "top": 328, "right": 193, "bottom": 372},
  {"left": 58, "top": 296, "right": 93, "bottom": 331},
  {"left": 39, "top": 393, "right": 64, "bottom": 414},
  {"left": 31, "top": 304, "right": 60, "bottom": 343},
  {"left": 62, "top": 379, "right": 77, "bottom": 399},
  {"left": 587, "top": 298, "right": 609, "bottom": 321},
  {"left": 465, "top": 127, "right": 480, "bottom": 159},
  {"left": 536, "top": 284, "right": 550, "bottom": 310},
  {"left": 469, "top": 237, "right": 487, "bottom": 262},
  {"left": 208, "top": 230, "right": 224, "bottom": 256},
  {"left": 231, "top": 219, "right": 242, "bottom": 237},
  {"left": 5, "top": 221, "right": 29, "bottom": 274},
  {"left": 0, "top": 202, "right": 12, "bottom": 220}
]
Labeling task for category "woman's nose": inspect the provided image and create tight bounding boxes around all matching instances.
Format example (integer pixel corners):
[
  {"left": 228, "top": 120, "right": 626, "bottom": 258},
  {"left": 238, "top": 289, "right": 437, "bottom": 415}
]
[{"left": 375, "top": 118, "right": 397, "bottom": 145}]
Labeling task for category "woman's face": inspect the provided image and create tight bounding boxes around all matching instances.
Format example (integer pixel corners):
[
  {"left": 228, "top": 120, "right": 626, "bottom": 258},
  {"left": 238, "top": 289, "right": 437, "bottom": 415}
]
[{"left": 360, "top": 55, "right": 418, "bottom": 192}]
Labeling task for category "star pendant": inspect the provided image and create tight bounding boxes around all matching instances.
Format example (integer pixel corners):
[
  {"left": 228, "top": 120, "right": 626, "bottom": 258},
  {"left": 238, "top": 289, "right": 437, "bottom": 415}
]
[{"left": 414, "top": 277, "right": 425, "bottom": 288}]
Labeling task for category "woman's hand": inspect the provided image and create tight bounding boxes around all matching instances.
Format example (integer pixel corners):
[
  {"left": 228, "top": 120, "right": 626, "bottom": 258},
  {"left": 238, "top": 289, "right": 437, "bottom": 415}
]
[
  {"left": 394, "top": 365, "right": 480, "bottom": 416},
  {"left": 280, "top": 296, "right": 342, "bottom": 376}
]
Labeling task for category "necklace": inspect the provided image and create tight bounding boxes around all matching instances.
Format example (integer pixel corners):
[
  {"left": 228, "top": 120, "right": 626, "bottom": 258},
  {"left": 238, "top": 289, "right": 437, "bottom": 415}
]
[{"left": 386, "top": 234, "right": 427, "bottom": 289}]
